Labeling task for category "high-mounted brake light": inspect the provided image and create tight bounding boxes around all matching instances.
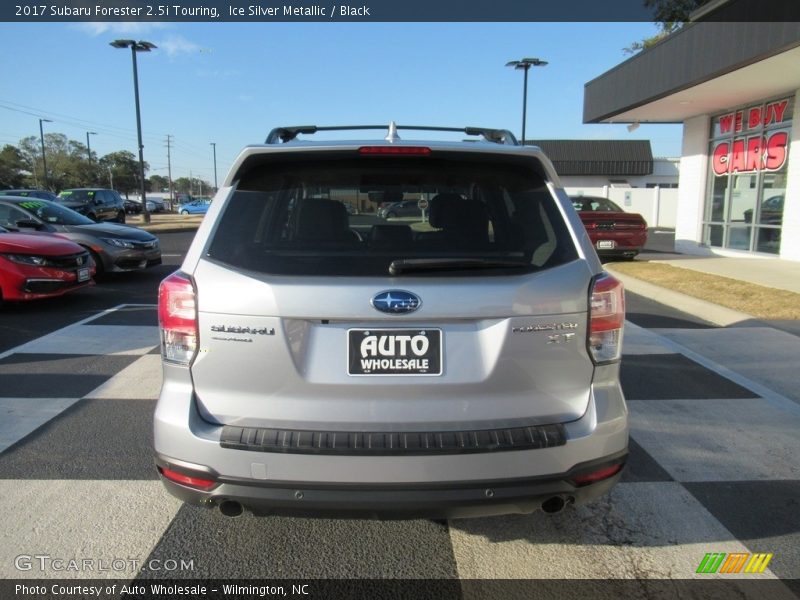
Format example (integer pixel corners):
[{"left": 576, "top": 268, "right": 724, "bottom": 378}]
[
  {"left": 158, "top": 466, "right": 216, "bottom": 491},
  {"left": 158, "top": 271, "right": 198, "bottom": 365},
  {"left": 588, "top": 273, "right": 625, "bottom": 364},
  {"left": 359, "top": 146, "right": 431, "bottom": 155}
]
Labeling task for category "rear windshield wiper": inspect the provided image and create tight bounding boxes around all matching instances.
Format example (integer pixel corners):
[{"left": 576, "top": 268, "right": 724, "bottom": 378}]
[{"left": 388, "top": 258, "right": 528, "bottom": 275}]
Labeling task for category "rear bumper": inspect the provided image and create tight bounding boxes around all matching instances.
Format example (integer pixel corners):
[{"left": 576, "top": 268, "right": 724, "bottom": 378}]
[
  {"left": 156, "top": 451, "right": 626, "bottom": 519},
  {"left": 154, "top": 362, "right": 628, "bottom": 518}
]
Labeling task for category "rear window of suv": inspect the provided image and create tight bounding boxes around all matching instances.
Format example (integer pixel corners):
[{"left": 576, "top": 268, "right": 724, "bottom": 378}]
[{"left": 207, "top": 152, "right": 577, "bottom": 276}]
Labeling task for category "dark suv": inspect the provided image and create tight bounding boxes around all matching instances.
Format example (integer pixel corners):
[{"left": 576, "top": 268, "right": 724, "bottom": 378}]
[
  {"left": 57, "top": 188, "right": 126, "bottom": 223},
  {"left": 0, "top": 189, "right": 60, "bottom": 202}
]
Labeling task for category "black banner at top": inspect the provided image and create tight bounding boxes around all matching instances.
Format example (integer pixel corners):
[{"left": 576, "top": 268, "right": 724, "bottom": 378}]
[
  {"left": 4, "top": 0, "right": 651, "bottom": 22},
  {"left": 4, "top": 0, "right": 797, "bottom": 23},
  {"left": 7, "top": 0, "right": 791, "bottom": 23}
]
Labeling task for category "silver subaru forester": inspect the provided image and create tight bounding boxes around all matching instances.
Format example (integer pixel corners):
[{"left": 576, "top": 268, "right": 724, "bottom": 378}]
[{"left": 155, "top": 123, "right": 628, "bottom": 519}]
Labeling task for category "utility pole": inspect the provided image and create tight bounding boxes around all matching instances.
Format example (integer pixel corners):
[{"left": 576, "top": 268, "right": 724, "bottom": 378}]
[
  {"left": 210, "top": 142, "right": 218, "bottom": 191},
  {"left": 166, "top": 134, "right": 174, "bottom": 209},
  {"left": 39, "top": 118, "right": 52, "bottom": 190}
]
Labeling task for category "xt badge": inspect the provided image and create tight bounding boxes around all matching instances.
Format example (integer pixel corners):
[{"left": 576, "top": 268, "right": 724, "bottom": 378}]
[{"left": 547, "top": 333, "right": 576, "bottom": 344}]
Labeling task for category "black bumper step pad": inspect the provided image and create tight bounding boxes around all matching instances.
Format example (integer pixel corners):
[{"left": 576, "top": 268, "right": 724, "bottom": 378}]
[{"left": 220, "top": 423, "right": 566, "bottom": 456}]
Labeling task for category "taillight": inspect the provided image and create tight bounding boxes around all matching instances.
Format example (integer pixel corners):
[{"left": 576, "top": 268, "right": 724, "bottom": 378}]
[
  {"left": 359, "top": 146, "right": 431, "bottom": 155},
  {"left": 588, "top": 273, "right": 625, "bottom": 364},
  {"left": 158, "top": 466, "right": 216, "bottom": 490},
  {"left": 572, "top": 463, "right": 624, "bottom": 487},
  {"left": 158, "top": 271, "right": 197, "bottom": 365}
]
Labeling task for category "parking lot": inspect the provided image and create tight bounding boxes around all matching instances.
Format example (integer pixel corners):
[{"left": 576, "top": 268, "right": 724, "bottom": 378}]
[{"left": 0, "top": 231, "right": 798, "bottom": 593}]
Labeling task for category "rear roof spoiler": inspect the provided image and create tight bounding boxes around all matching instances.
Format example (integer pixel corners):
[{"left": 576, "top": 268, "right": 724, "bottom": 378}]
[{"left": 265, "top": 123, "right": 519, "bottom": 146}]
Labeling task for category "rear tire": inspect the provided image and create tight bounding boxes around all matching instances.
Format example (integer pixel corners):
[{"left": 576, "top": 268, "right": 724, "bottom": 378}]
[
  {"left": 116, "top": 211, "right": 126, "bottom": 224},
  {"left": 386, "top": 211, "right": 397, "bottom": 218},
  {"left": 88, "top": 213, "right": 97, "bottom": 222},
  {"left": 181, "top": 210, "right": 189, "bottom": 215}
]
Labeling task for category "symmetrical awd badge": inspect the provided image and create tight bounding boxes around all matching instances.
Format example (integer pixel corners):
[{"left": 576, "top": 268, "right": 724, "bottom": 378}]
[{"left": 371, "top": 290, "right": 421, "bottom": 315}]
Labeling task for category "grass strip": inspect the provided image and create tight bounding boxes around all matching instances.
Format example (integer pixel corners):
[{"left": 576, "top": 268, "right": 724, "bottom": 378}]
[{"left": 609, "top": 261, "right": 800, "bottom": 320}]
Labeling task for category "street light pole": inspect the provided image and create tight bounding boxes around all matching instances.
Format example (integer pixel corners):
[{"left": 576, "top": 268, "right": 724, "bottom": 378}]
[
  {"left": 111, "top": 39, "right": 156, "bottom": 223},
  {"left": 39, "top": 118, "right": 52, "bottom": 190},
  {"left": 505, "top": 57, "right": 548, "bottom": 146},
  {"left": 210, "top": 142, "right": 218, "bottom": 191}
]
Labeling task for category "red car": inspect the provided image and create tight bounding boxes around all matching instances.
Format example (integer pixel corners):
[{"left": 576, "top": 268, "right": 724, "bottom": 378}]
[
  {"left": 571, "top": 196, "right": 648, "bottom": 259},
  {"left": 0, "top": 225, "right": 95, "bottom": 306}
]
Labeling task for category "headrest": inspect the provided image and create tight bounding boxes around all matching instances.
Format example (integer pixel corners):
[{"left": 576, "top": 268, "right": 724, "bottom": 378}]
[{"left": 296, "top": 198, "right": 350, "bottom": 240}]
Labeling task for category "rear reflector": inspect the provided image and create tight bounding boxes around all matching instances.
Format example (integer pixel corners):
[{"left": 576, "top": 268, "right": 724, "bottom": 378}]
[
  {"left": 359, "top": 146, "right": 431, "bottom": 155},
  {"left": 158, "top": 271, "right": 197, "bottom": 365},
  {"left": 588, "top": 273, "right": 625, "bottom": 363},
  {"left": 158, "top": 466, "right": 217, "bottom": 491},
  {"left": 572, "top": 463, "right": 623, "bottom": 486}
]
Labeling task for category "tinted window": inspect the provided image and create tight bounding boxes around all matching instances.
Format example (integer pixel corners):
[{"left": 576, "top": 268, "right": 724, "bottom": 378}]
[
  {"left": 3, "top": 199, "right": 94, "bottom": 226},
  {"left": 0, "top": 205, "right": 31, "bottom": 229},
  {"left": 59, "top": 190, "right": 95, "bottom": 203},
  {"left": 207, "top": 155, "right": 577, "bottom": 276},
  {"left": 572, "top": 197, "right": 624, "bottom": 212}
]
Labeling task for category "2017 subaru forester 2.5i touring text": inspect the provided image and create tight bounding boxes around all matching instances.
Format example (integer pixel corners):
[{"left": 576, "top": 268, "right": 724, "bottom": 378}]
[{"left": 154, "top": 123, "right": 628, "bottom": 519}]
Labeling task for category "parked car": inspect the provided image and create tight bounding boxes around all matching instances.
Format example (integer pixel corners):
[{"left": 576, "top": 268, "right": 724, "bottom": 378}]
[
  {"left": 154, "top": 124, "right": 628, "bottom": 520},
  {"left": 570, "top": 196, "right": 648, "bottom": 259},
  {"left": 0, "top": 189, "right": 60, "bottom": 202},
  {"left": 124, "top": 199, "right": 142, "bottom": 215},
  {"left": 743, "top": 194, "right": 784, "bottom": 225},
  {"left": 0, "top": 196, "right": 161, "bottom": 275},
  {"left": 0, "top": 224, "right": 94, "bottom": 307},
  {"left": 56, "top": 188, "right": 126, "bottom": 223},
  {"left": 175, "top": 193, "right": 195, "bottom": 205},
  {"left": 178, "top": 199, "right": 211, "bottom": 215},
  {"left": 127, "top": 198, "right": 160, "bottom": 213},
  {"left": 377, "top": 200, "right": 422, "bottom": 219},
  {"left": 140, "top": 196, "right": 166, "bottom": 213}
]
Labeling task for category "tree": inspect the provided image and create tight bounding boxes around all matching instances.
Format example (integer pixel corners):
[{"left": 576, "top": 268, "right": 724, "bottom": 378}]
[
  {"left": 624, "top": 0, "right": 710, "bottom": 54},
  {"left": 17, "top": 133, "right": 99, "bottom": 191},
  {"left": 0, "top": 145, "right": 28, "bottom": 188},
  {"left": 149, "top": 174, "right": 169, "bottom": 193},
  {"left": 99, "top": 151, "right": 148, "bottom": 197},
  {"left": 173, "top": 176, "right": 211, "bottom": 196}
]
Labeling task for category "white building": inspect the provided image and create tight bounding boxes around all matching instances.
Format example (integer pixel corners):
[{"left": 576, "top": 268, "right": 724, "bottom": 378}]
[{"left": 583, "top": 0, "right": 800, "bottom": 260}]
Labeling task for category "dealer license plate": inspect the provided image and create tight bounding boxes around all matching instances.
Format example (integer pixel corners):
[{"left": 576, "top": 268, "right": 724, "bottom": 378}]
[
  {"left": 348, "top": 328, "right": 442, "bottom": 376},
  {"left": 77, "top": 268, "right": 90, "bottom": 282},
  {"left": 596, "top": 240, "right": 615, "bottom": 249}
]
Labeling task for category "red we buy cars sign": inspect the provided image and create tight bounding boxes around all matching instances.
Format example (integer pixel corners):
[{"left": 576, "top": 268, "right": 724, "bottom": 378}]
[{"left": 712, "top": 99, "right": 791, "bottom": 176}]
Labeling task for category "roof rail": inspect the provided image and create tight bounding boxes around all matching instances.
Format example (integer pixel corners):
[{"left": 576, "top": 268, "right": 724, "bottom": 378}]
[{"left": 265, "top": 123, "right": 519, "bottom": 146}]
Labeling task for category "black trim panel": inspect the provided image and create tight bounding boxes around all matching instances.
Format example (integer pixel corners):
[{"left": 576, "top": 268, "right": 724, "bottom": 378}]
[{"left": 220, "top": 423, "right": 566, "bottom": 456}]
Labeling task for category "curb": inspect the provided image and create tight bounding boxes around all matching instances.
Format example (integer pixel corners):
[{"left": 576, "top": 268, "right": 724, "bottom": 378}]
[{"left": 604, "top": 264, "right": 756, "bottom": 327}]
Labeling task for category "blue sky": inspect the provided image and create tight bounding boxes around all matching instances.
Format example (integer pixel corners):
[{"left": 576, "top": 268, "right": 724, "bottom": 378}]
[{"left": 0, "top": 22, "right": 681, "bottom": 185}]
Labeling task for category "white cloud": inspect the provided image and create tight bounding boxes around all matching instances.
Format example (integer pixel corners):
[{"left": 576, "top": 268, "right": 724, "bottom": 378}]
[
  {"left": 155, "top": 34, "right": 204, "bottom": 57},
  {"left": 72, "top": 22, "right": 168, "bottom": 37}
]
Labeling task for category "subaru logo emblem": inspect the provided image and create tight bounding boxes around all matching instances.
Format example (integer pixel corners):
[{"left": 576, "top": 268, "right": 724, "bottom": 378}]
[{"left": 371, "top": 290, "right": 421, "bottom": 315}]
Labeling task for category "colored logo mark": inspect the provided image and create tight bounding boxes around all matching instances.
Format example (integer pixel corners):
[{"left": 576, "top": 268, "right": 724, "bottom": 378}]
[{"left": 696, "top": 552, "right": 773, "bottom": 574}]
